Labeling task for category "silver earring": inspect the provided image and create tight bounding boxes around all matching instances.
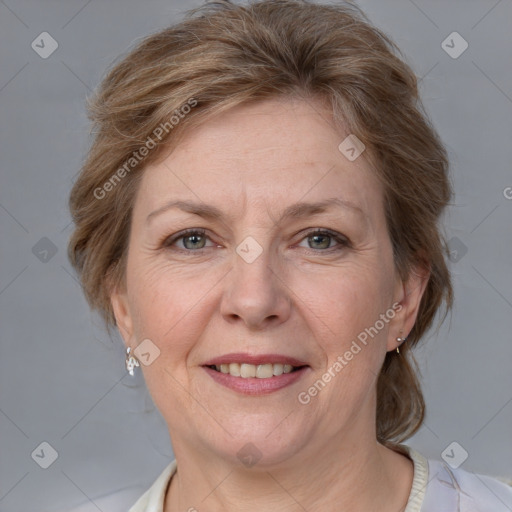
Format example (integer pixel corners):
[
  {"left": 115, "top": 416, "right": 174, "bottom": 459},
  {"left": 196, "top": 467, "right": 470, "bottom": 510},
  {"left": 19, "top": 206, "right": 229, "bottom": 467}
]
[
  {"left": 396, "top": 336, "right": 406, "bottom": 354},
  {"left": 125, "top": 347, "right": 140, "bottom": 376}
]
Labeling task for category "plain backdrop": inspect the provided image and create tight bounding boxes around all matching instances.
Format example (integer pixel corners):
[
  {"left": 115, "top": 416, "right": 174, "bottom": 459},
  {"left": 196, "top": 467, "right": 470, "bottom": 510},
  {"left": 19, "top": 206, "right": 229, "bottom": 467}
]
[{"left": 1, "top": 0, "right": 511, "bottom": 510}]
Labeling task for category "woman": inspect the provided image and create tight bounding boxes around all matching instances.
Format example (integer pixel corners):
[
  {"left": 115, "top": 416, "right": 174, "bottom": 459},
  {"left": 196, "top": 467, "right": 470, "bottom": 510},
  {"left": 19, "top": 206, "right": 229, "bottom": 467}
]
[{"left": 67, "top": 1, "right": 512, "bottom": 510}]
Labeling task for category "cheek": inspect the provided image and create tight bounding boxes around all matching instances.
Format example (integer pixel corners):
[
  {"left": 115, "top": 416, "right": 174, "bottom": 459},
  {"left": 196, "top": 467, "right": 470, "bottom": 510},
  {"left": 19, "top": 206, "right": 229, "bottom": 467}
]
[
  {"left": 299, "top": 271, "right": 393, "bottom": 417},
  {"left": 303, "top": 260, "right": 393, "bottom": 336},
  {"left": 127, "top": 259, "right": 219, "bottom": 362},
  {"left": 305, "top": 261, "right": 394, "bottom": 375}
]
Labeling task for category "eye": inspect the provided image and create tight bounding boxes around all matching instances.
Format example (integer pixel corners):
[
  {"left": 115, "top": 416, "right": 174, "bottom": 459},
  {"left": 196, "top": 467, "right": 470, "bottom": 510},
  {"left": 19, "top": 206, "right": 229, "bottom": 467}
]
[
  {"left": 297, "top": 229, "right": 349, "bottom": 252},
  {"left": 163, "top": 229, "right": 215, "bottom": 251},
  {"left": 162, "top": 228, "right": 349, "bottom": 254}
]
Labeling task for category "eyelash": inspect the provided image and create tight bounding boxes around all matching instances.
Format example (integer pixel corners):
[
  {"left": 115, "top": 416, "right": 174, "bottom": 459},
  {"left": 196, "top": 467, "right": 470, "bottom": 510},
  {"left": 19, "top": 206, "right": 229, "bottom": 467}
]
[{"left": 161, "top": 228, "right": 350, "bottom": 255}]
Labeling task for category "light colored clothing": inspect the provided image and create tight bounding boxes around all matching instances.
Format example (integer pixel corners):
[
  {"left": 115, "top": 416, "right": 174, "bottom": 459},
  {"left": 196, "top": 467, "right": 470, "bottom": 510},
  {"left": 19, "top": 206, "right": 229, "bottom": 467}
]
[{"left": 129, "top": 445, "right": 512, "bottom": 511}]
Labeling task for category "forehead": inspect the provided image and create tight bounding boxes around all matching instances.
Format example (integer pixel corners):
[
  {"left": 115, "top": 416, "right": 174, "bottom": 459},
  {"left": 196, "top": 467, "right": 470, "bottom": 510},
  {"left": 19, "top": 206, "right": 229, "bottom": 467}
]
[{"left": 135, "top": 97, "right": 384, "bottom": 222}]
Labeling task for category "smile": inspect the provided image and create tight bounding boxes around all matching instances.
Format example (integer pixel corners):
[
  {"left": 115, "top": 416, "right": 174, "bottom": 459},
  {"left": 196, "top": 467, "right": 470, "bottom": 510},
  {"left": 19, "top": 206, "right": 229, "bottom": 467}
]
[
  {"left": 202, "top": 353, "right": 310, "bottom": 395},
  {"left": 207, "top": 362, "right": 300, "bottom": 378}
]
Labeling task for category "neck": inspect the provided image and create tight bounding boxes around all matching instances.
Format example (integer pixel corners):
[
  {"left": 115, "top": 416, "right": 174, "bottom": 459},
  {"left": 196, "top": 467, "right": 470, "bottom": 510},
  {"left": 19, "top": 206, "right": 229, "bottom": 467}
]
[{"left": 164, "top": 430, "right": 413, "bottom": 512}]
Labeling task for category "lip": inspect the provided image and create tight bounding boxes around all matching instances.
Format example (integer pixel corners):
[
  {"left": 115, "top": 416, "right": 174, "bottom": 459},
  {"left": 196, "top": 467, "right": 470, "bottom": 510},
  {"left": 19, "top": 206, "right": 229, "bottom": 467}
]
[
  {"left": 202, "top": 353, "right": 310, "bottom": 396},
  {"left": 203, "top": 365, "right": 310, "bottom": 395},
  {"left": 202, "top": 352, "right": 309, "bottom": 367}
]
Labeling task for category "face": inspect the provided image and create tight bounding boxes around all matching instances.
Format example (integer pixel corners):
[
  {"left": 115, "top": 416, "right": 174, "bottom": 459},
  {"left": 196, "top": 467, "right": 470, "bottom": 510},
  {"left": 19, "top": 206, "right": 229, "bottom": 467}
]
[{"left": 112, "top": 97, "right": 426, "bottom": 467}]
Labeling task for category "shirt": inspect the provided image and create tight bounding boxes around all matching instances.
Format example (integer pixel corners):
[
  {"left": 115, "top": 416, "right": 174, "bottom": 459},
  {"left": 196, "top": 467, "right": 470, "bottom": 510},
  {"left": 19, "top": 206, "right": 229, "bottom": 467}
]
[{"left": 129, "top": 445, "right": 512, "bottom": 511}]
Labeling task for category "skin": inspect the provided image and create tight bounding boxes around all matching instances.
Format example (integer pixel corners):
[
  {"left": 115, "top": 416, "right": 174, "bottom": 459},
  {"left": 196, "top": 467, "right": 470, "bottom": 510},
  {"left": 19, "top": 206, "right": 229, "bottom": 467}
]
[{"left": 111, "top": 96, "right": 429, "bottom": 512}]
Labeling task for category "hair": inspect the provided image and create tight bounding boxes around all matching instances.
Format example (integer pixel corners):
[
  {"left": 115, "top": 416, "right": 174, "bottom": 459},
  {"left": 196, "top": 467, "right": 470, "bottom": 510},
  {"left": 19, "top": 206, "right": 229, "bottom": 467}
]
[{"left": 68, "top": 0, "right": 453, "bottom": 446}]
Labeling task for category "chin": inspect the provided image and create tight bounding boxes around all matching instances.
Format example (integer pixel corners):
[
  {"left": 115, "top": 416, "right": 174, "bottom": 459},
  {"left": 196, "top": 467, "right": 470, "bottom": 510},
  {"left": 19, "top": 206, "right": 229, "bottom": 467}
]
[{"left": 197, "top": 412, "right": 314, "bottom": 469}]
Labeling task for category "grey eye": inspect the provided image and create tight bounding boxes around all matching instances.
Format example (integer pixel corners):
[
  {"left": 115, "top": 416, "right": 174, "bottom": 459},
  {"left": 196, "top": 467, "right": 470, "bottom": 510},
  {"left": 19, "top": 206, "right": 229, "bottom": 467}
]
[
  {"left": 297, "top": 230, "right": 348, "bottom": 252},
  {"left": 307, "top": 233, "right": 333, "bottom": 249},
  {"left": 181, "top": 232, "right": 207, "bottom": 250}
]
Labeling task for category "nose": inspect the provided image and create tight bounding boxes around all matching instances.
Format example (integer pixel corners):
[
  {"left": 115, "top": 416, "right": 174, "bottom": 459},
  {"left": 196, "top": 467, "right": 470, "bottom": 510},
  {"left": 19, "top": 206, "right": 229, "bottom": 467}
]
[{"left": 220, "top": 241, "right": 292, "bottom": 330}]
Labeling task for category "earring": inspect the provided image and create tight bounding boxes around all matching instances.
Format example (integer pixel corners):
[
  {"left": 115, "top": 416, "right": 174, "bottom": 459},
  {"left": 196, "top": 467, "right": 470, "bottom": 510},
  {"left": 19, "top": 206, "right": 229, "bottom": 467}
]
[
  {"left": 125, "top": 346, "right": 140, "bottom": 376},
  {"left": 396, "top": 336, "right": 406, "bottom": 354}
]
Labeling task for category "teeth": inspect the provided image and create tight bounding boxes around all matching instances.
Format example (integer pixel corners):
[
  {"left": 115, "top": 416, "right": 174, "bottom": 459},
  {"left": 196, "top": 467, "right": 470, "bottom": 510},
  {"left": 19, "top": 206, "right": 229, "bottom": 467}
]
[
  {"left": 273, "top": 363, "right": 284, "bottom": 376},
  {"left": 256, "top": 364, "right": 273, "bottom": 378},
  {"left": 229, "top": 363, "right": 240, "bottom": 377},
  {"left": 240, "top": 363, "right": 256, "bottom": 378},
  {"left": 212, "top": 363, "right": 298, "bottom": 378}
]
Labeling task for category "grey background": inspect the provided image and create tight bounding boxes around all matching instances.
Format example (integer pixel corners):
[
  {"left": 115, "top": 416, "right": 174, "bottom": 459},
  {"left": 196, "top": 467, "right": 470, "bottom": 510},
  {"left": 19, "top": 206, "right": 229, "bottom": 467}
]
[{"left": 1, "top": 0, "right": 511, "bottom": 510}]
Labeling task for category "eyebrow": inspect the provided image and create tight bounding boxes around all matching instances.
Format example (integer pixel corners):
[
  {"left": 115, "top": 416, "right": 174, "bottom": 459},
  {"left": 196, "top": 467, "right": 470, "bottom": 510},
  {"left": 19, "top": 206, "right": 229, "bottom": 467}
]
[{"left": 146, "top": 197, "right": 366, "bottom": 225}]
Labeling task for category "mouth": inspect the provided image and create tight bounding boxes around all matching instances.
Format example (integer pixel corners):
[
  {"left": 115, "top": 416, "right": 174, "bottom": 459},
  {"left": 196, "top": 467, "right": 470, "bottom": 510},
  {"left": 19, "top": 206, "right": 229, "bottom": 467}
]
[
  {"left": 205, "top": 362, "right": 306, "bottom": 379},
  {"left": 201, "top": 354, "right": 310, "bottom": 395}
]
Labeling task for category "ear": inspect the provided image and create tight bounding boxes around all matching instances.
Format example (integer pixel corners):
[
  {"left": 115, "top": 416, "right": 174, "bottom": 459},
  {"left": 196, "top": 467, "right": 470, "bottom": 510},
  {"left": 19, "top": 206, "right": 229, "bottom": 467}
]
[
  {"left": 387, "top": 263, "right": 430, "bottom": 352},
  {"left": 110, "top": 284, "right": 135, "bottom": 348}
]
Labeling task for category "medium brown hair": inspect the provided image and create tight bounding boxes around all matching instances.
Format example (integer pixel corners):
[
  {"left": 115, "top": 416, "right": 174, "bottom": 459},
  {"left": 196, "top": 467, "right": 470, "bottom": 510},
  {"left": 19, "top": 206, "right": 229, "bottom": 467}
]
[{"left": 68, "top": 0, "right": 453, "bottom": 445}]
